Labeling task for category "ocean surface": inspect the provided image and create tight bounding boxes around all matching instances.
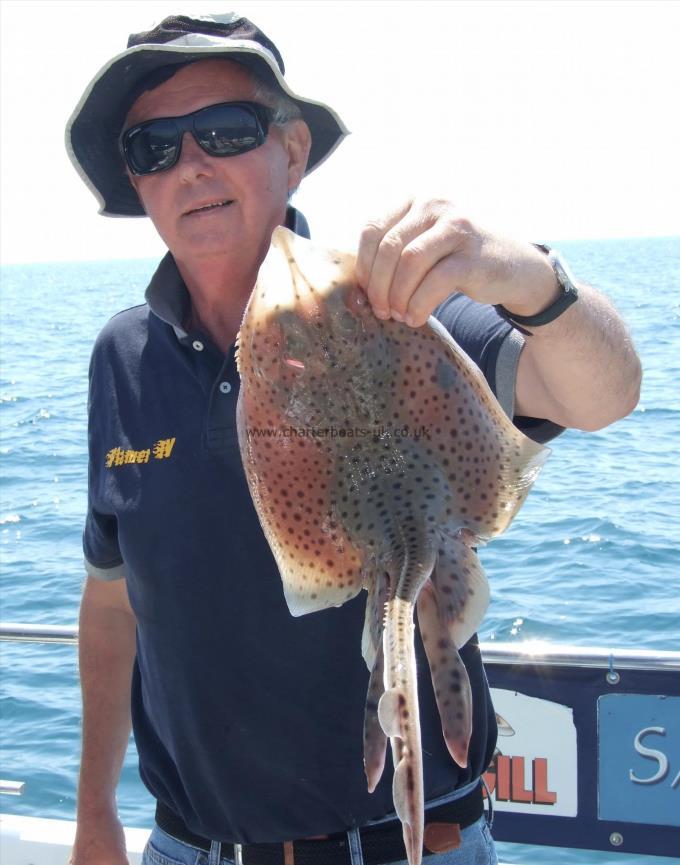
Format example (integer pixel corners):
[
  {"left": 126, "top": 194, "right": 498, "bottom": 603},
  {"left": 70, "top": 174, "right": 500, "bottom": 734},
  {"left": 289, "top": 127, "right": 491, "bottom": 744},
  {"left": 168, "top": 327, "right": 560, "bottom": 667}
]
[{"left": 1, "top": 235, "right": 678, "bottom": 864}]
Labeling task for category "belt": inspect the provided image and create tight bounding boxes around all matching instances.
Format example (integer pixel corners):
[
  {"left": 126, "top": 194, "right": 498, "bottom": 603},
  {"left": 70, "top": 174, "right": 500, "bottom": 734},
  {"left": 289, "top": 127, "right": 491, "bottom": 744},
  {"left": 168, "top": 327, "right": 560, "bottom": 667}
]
[{"left": 155, "top": 783, "right": 484, "bottom": 865}]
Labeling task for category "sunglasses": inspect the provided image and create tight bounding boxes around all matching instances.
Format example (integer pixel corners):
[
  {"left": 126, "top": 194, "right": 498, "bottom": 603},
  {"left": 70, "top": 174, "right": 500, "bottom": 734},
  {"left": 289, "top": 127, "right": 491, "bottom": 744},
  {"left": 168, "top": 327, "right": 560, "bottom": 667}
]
[{"left": 120, "top": 101, "right": 274, "bottom": 176}]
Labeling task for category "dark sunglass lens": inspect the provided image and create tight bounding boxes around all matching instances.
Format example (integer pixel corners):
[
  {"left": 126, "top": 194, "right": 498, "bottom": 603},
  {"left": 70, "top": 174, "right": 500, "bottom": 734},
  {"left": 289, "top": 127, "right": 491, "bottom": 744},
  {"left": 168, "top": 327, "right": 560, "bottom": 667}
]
[
  {"left": 194, "top": 104, "right": 264, "bottom": 156},
  {"left": 126, "top": 119, "right": 179, "bottom": 174}
]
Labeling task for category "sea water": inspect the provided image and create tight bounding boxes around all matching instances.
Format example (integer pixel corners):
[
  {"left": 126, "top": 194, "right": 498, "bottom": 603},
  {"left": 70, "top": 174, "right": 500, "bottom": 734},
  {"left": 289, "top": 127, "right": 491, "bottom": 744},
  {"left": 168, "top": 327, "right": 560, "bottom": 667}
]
[{"left": 1, "top": 236, "right": 679, "bottom": 863}]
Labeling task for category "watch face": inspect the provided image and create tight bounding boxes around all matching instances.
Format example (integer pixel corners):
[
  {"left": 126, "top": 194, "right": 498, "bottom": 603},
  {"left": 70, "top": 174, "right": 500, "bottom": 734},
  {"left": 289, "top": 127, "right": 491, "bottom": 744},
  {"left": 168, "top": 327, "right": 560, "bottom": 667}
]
[{"left": 549, "top": 250, "right": 578, "bottom": 292}]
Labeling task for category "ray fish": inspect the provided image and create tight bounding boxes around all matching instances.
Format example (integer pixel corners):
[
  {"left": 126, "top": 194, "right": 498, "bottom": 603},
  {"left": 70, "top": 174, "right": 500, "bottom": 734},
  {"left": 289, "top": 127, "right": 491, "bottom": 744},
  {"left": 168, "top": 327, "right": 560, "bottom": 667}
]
[{"left": 236, "top": 226, "right": 549, "bottom": 865}]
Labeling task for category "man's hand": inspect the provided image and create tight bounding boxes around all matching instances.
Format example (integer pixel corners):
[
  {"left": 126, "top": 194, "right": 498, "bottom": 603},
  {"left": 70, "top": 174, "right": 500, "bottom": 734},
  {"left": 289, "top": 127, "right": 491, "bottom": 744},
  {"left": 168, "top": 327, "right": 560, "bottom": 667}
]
[
  {"left": 70, "top": 576, "right": 136, "bottom": 865},
  {"left": 69, "top": 807, "right": 129, "bottom": 864},
  {"left": 355, "top": 198, "right": 559, "bottom": 327},
  {"left": 355, "top": 197, "right": 641, "bottom": 430}
]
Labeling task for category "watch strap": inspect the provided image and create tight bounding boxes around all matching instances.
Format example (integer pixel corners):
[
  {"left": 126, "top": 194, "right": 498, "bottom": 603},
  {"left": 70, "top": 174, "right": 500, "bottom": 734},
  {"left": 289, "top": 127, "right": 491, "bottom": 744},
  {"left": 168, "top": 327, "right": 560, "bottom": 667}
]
[{"left": 494, "top": 244, "right": 579, "bottom": 335}]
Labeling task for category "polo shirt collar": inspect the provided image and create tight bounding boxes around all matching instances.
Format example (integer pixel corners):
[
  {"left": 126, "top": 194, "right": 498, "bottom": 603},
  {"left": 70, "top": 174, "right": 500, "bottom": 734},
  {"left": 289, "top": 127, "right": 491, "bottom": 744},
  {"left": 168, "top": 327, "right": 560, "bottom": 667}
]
[
  {"left": 145, "top": 252, "right": 191, "bottom": 341},
  {"left": 145, "top": 209, "right": 311, "bottom": 343}
]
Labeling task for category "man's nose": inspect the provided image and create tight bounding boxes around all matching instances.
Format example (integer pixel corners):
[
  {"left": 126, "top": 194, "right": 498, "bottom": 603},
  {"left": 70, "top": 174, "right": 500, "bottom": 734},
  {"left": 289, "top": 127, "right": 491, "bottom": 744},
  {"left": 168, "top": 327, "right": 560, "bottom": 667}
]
[{"left": 176, "top": 131, "right": 216, "bottom": 179}]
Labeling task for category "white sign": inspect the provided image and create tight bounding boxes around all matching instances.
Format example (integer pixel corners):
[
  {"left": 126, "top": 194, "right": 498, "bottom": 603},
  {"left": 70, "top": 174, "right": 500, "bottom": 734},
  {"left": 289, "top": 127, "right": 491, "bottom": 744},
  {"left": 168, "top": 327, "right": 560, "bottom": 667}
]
[{"left": 483, "top": 688, "right": 578, "bottom": 817}]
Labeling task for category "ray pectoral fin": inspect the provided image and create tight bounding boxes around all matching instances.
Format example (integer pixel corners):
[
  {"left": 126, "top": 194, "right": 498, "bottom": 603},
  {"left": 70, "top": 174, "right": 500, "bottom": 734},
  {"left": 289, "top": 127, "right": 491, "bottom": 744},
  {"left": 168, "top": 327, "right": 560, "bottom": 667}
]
[
  {"left": 417, "top": 580, "right": 472, "bottom": 768},
  {"left": 257, "top": 496, "right": 365, "bottom": 616},
  {"left": 236, "top": 354, "right": 366, "bottom": 618},
  {"left": 277, "top": 549, "right": 364, "bottom": 615},
  {"left": 364, "top": 642, "right": 387, "bottom": 793}
]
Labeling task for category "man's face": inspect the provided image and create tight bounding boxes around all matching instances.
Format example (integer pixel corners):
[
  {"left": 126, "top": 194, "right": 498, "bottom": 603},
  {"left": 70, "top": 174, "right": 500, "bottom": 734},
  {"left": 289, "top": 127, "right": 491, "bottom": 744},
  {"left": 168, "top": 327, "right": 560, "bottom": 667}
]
[{"left": 124, "top": 60, "right": 310, "bottom": 275}]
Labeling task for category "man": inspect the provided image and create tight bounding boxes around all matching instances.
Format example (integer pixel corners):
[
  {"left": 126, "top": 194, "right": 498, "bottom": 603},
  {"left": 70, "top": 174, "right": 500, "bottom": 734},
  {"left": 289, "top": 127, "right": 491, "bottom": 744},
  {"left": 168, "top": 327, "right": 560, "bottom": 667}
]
[{"left": 66, "top": 13, "right": 641, "bottom": 865}]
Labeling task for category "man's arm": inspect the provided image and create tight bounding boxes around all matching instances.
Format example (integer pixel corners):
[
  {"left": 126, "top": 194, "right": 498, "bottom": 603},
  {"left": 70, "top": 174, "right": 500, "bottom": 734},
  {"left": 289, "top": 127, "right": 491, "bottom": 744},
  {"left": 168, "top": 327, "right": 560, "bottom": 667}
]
[
  {"left": 69, "top": 576, "right": 136, "bottom": 865},
  {"left": 511, "top": 280, "right": 641, "bottom": 430},
  {"left": 355, "top": 198, "right": 642, "bottom": 430}
]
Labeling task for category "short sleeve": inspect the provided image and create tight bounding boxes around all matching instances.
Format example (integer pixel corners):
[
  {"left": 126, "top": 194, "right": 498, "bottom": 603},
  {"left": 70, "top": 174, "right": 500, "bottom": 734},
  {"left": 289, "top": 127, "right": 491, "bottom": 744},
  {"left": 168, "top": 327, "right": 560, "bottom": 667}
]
[
  {"left": 82, "top": 338, "right": 125, "bottom": 581},
  {"left": 433, "top": 293, "right": 564, "bottom": 444},
  {"left": 83, "top": 505, "right": 125, "bottom": 580}
]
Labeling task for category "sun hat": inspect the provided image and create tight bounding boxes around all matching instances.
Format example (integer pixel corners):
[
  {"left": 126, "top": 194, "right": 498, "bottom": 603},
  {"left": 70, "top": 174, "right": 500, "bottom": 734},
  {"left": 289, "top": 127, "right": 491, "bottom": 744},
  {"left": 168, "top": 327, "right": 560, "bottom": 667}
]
[{"left": 65, "top": 12, "right": 349, "bottom": 217}]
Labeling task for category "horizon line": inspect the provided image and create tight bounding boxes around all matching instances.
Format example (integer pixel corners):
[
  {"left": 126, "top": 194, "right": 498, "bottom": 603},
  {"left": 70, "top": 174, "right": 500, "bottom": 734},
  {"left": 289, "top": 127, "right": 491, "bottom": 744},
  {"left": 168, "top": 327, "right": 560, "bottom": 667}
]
[{"left": 2, "top": 233, "right": 678, "bottom": 269}]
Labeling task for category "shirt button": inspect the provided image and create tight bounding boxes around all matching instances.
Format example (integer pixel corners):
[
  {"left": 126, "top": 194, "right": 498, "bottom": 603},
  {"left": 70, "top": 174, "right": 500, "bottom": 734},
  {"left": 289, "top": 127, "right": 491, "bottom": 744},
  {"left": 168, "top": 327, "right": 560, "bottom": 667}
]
[
  {"left": 192, "top": 340, "right": 204, "bottom": 352},
  {"left": 219, "top": 381, "right": 232, "bottom": 394}
]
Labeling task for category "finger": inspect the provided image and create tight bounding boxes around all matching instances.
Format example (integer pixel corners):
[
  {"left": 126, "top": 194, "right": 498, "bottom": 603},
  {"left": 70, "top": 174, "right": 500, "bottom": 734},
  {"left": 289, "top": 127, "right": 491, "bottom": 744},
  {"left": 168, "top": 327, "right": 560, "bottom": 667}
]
[
  {"left": 355, "top": 199, "right": 414, "bottom": 317},
  {"left": 402, "top": 254, "right": 475, "bottom": 328},
  {"left": 387, "top": 218, "right": 471, "bottom": 320},
  {"left": 362, "top": 206, "right": 444, "bottom": 320}
]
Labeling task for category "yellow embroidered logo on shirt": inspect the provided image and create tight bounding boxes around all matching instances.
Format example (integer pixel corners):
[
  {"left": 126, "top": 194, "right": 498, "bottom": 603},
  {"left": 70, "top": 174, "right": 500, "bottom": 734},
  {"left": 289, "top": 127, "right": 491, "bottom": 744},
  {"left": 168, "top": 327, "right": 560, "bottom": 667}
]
[{"left": 105, "top": 438, "right": 176, "bottom": 468}]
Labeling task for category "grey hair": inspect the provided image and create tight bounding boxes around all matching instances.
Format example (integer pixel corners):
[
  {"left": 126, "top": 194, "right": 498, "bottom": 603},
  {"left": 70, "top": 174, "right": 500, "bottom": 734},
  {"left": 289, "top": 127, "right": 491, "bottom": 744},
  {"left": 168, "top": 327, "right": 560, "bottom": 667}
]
[
  {"left": 251, "top": 79, "right": 302, "bottom": 126},
  {"left": 250, "top": 75, "right": 305, "bottom": 200}
]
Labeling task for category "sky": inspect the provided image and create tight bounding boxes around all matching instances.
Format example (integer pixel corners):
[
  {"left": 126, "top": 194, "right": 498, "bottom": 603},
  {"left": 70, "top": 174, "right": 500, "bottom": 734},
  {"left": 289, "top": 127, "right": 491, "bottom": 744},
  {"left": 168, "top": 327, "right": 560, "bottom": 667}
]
[{"left": 0, "top": 0, "right": 678, "bottom": 264}]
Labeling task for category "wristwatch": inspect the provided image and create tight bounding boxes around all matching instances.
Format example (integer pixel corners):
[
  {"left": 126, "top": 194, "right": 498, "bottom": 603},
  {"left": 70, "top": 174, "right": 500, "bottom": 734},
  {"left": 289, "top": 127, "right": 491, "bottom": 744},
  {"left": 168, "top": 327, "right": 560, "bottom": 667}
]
[{"left": 494, "top": 244, "right": 579, "bottom": 335}]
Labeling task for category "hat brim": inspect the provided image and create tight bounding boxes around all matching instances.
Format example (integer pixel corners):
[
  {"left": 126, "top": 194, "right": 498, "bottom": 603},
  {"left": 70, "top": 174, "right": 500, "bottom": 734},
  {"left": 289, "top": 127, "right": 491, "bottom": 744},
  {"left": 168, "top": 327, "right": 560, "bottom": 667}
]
[{"left": 66, "top": 41, "right": 349, "bottom": 217}]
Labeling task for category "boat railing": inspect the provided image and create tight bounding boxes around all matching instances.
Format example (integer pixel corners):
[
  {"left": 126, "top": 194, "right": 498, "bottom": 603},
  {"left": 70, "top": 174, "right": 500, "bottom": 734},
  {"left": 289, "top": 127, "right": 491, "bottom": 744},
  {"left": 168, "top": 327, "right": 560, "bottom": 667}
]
[
  {"left": 2, "top": 621, "right": 678, "bottom": 669},
  {"left": 0, "top": 623, "right": 79, "bottom": 645},
  {"left": 2, "top": 622, "right": 679, "bottom": 859}
]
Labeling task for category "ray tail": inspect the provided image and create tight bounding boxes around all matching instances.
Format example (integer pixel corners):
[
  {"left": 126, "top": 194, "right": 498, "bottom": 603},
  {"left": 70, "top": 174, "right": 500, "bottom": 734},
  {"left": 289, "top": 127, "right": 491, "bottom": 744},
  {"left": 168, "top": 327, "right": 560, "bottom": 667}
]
[{"left": 380, "top": 597, "right": 424, "bottom": 865}]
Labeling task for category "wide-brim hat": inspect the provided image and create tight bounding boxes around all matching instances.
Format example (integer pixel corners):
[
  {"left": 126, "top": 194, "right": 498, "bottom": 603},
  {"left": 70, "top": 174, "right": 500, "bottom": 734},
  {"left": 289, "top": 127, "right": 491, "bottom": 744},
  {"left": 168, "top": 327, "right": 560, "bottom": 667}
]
[{"left": 65, "top": 13, "right": 349, "bottom": 217}]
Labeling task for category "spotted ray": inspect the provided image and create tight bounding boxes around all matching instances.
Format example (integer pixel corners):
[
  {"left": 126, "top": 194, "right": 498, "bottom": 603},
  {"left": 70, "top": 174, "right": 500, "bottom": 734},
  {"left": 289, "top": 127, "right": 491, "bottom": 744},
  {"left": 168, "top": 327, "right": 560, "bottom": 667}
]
[{"left": 236, "top": 226, "right": 549, "bottom": 865}]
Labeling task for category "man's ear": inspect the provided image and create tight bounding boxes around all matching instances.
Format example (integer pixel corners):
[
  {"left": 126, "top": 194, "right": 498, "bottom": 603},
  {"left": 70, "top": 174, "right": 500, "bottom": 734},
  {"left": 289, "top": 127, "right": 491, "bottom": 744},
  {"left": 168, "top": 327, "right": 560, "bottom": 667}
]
[{"left": 283, "top": 120, "right": 312, "bottom": 191}]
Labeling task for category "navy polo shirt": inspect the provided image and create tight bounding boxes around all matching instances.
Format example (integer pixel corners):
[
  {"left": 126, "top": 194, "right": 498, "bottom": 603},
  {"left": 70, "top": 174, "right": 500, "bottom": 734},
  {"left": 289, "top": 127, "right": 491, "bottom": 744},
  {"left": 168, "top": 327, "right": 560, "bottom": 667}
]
[{"left": 83, "top": 246, "right": 555, "bottom": 843}]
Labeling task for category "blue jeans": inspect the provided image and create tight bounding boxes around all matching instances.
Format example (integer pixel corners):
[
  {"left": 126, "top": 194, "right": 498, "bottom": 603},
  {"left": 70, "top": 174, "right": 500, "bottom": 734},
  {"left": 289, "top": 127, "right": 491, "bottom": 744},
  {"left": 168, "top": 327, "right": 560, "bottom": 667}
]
[{"left": 141, "top": 815, "right": 497, "bottom": 865}]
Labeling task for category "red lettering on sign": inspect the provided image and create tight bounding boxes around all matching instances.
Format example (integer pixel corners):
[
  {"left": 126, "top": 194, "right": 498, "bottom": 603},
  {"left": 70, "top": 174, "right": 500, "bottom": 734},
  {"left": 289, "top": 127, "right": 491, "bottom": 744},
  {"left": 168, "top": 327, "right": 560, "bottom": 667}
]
[
  {"left": 483, "top": 755, "right": 557, "bottom": 805},
  {"left": 511, "top": 756, "right": 534, "bottom": 802},
  {"left": 532, "top": 757, "right": 557, "bottom": 804},
  {"left": 496, "top": 755, "right": 511, "bottom": 801}
]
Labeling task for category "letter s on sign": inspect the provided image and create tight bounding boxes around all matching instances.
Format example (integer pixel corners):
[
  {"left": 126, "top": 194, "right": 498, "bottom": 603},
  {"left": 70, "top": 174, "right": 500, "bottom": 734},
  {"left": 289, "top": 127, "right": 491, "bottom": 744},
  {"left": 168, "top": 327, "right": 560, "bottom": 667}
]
[{"left": 629, "top": 726, "right": 668, "bottom": 785}]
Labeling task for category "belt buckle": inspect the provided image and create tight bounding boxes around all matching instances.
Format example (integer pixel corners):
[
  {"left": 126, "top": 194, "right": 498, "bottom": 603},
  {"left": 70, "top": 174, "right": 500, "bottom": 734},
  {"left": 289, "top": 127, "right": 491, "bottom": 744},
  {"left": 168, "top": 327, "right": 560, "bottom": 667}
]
[{"left": 232, "top": 838, "right": 295, "bottom": 865}]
